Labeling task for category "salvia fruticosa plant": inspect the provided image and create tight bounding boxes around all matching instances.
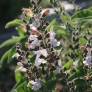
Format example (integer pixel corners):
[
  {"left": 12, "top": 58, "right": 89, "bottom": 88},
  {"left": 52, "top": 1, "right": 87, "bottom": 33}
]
[{"left": 0, "top": 0, "right": 92, "bottom": 92}]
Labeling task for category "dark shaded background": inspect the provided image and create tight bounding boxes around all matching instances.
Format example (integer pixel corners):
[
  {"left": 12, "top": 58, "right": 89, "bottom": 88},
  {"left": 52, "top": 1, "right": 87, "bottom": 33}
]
[
  {"left": 0, "top": 0, "right": 30, "bottom": 92},
  {"left": 0, "top": 0, "right": 30, "bottom": 34}
]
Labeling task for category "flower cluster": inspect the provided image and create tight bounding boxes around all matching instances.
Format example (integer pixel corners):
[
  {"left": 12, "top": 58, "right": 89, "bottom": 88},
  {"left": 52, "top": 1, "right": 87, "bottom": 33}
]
[
  {"left": 13, "top": 4, "right": 63, "bottom": 91},
  {"left": 11, "top": 0, "right": 92, "bottom": 91},
  {"left": 14, "top": 31, "right": 61, "bottom": 91},
  {"left": 17, "top": 29, "right": 61, "bottom": 88}
]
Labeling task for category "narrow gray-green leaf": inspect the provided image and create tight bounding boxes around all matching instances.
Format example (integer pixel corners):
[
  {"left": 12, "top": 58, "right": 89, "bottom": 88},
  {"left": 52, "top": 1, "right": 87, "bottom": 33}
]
[
  {"left": 0, "top": 36, "right": 24, "bottom": 49},
  {"left": 5, "top": 19, "right": 24, "bottom": 29}
]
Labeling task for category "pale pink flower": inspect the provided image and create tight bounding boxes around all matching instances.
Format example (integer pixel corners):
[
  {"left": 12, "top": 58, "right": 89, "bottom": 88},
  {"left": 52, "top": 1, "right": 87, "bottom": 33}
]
[{"left": 29, "top": 24, "right": 38, "bottom": 31}]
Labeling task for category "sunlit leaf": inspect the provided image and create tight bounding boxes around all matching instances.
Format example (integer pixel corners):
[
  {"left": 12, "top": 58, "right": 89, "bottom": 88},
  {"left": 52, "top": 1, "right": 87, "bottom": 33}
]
[
  {"left": 15, "top": 70, "right": 25, "bottom": 83},
  {"left": 16, "top": 26, "right": 26, "bottom": 36},
  {"left": 79, "top": 37, "right": 88, "bottom": 45},
  {"left": 64, "top": 60, "right": 73, "bottom": 70},
  {"left": 5, "top": 19, "right": 24, "bottom": 29}
]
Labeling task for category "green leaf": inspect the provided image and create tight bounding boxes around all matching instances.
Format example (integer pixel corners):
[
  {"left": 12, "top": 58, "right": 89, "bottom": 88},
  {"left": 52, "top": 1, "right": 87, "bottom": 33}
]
[
  {"left": 0, "top": 48, "right": 15, "bottom": 66},
  {"left": 72, "top": 7, "right": 92, "bottom": 19},
  {"left": 55, "top": 26, "right": 68, "bottom": 39},
  {"left": 46, "top": 79, "right": 56, "bottom": 91},
  {"left": 80, "top": 18, "right": 92, "bottom": 28},
  {"left": 16, "top": 81, "right": 31, "bottom": 92},
  {"left": 0, "top": 36, "right": 24, "bottom": 49},
  {"left": 16, "top": 27, "right": 26, "bottom": 37},
  {"left": 5, "top": 19, "right": 26, "bottom": 36},
  {"left": 0, "top": 49, "right": 10, "bottom": 66},
  {"left": 61, "top": 12, "right": 71, "bottom": 24},
  {"left": 10, "top": 81, "right": 29, "bottom": 92},
  {"left": 46, "top": 19, "right": 58, "bottom": 31},
  {"left": 72, "top": 7, "right": 92, "bottom": 27},
  {"left": 5, "top": 19, "right": 24, "bottom": 29},
  {"left": 40, "top": 0, "right": 51, "bottom": 8},
  {"left": 79, "top": 37, "right": 88, "bottom": 45},
  {"left": 68, "top": 67, "right": 86, "bottom": 81},
  {"left": 74, "top": 79, "right": 87, "bottom": 92},
  {"left": 7, "top": 47, "right": 16, "bottom": 63},
  {"left": 64, "top": 60, "right": 73, "bottom": 70},
  {"left": 15, "top": 70, "right": 25, "bottom": 83}
]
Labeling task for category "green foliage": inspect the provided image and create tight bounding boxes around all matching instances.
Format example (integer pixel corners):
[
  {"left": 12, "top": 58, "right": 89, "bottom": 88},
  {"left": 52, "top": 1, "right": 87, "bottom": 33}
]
[
  {"left": 0, "top": 36, "right": 26, "bottom": 68},
  {"left": 0, "top": 36, "right": 24, "bottom": 49},
  {"left": 79, "top": 37, "right": 88, "bottom": 45},
  {"left": 64, "top": 60, "right": 73, "bottom": 70},
  {"left": 0, "top": 48, "right": 15, "bottom": 65},
  {"left": 72, "top": 7, "right": 92, "bottom": 19},
  {"left": 11, "top": 81, "right": 31, "bottom": 92},
  {"left": 15, "top": 70, "right": 25, "bottom": 83},
  {"left": 5, "top": 19, "right": 24, "bottom": 29},
  {"left": 0, "top": 17, "right": 27, "bottom": 67},
  {"left": 47, "top": 19, "right": 68, "bottom": 39}
]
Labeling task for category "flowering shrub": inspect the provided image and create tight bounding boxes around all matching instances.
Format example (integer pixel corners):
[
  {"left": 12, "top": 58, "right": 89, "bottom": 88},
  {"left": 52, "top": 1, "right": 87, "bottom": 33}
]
[{"left": 0, "top": 0, "right": 92, "bottom": 92}]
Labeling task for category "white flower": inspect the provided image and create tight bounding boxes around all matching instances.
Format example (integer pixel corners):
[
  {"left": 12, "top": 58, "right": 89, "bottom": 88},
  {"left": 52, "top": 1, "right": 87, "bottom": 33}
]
[
  {"left": 40, "top": 8, "right": 56, "bottom": 17},
  {"left": 58, "top": 59, "right": 62, "bottom": 67},
  {"left": 34, "top": 49, "right": 48, "bottom": 57},
  {"left": 28, "top": 35, "right": 40, "bottom": 49},
  {"left": 28, "top": 79, "right": 42, "bottom": 91},
  {"left": 35, "top": 58, "right": 47, "bottom": 67},
  {"left": 60, "top": 1, "right": 75, "bottom": 11},
  {"left": 40, "top": 49, "right": 48, "bottom": 57},
  {"left": 34, "top": 49, "right": 48, "bottom": 67},
  {"left": 83, "top": 55, "right": 92, "bottom": 66},
  {"left": 49, "top": 32, "right": 60, "bottom": 47},
  {"left": 51, "top": 39, "right": 57, "bottom": 47},
  {"left": 17, "top": 62, "right": 23, "bottom": 66},
  {"left": 49, "top": 31, "right": 56, "bottom": 39},
  {"left": 28, "top": 35, "right": 38, "bottom": 41},
  {"left": 57, "top": 41, "right": 61, "bottom": 46},
  {"left": 16, "top": 62, "right": 27, "bottom": 72}
]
